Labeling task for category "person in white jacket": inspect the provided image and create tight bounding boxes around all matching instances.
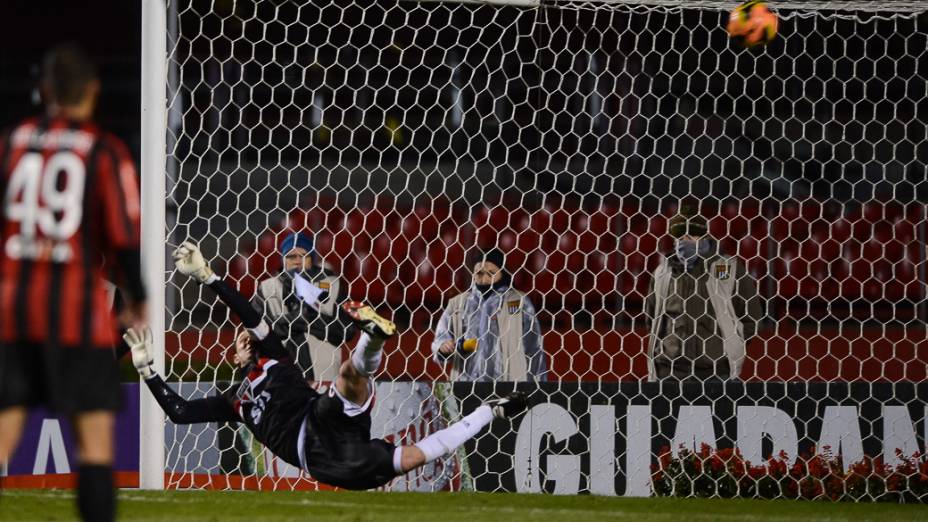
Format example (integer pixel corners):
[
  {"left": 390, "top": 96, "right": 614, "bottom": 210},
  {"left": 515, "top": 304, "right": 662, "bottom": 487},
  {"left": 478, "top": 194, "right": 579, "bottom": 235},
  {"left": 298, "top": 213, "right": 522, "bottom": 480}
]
[{"left": 432, "top": 248, "right": 547, "bottom": 382}]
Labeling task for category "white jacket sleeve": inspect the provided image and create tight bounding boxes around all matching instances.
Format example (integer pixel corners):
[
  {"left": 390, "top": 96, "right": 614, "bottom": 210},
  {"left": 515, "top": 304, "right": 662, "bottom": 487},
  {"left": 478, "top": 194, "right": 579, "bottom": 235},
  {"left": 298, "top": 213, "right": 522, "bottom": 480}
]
[{"left": 431, "top": 307, "right": 455, "bottom": 364}]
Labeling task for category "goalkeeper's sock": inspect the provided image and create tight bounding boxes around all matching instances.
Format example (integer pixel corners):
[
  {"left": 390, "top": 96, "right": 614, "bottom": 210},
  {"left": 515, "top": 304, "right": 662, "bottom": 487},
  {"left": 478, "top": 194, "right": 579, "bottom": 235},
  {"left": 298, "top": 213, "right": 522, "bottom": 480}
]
[
  {"left": 414, "top": 405, "right": 494, "bottom": 462},
  {"left": 77, "top": 464, "right": 115, "bottom": 522},
  {"left": 350, "top": 332, "right": 383, "bottom": 376}
]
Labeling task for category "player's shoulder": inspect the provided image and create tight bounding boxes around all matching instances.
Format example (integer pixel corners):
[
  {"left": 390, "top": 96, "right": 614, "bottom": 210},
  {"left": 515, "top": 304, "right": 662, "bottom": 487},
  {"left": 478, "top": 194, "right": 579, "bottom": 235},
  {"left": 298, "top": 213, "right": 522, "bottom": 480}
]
[
  {"left": 2, "top": 116, "right": 42, "bottom": 146},
  {"left": 10, "top": 115, "right": 42, "bottom": 132}
]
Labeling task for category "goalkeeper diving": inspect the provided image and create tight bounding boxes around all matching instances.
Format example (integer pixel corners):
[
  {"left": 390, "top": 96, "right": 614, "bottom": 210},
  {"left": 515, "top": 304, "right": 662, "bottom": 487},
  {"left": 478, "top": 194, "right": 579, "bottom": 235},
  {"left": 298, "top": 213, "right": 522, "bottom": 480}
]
[{"left": 127, "top": 242, "right": 527, "bottom": 490}]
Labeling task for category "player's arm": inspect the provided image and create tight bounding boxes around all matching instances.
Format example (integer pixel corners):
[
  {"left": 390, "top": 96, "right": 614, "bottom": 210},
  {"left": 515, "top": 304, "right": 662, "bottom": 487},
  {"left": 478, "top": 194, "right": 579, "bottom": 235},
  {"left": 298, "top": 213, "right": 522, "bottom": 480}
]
[
  {"left": 125, "top": 328, "right": 239, "bottom": 424},
  {"left": 97, "top": 138, "right": 146, "bottom": 325},
  {"left": 172, "top": 242, "right": 289, "bottom": 360}
]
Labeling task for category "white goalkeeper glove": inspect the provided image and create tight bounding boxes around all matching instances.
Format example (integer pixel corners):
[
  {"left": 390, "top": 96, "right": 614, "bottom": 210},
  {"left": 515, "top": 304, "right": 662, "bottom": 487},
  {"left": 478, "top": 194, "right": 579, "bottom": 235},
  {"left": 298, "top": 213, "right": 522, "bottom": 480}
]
[
  {"left": 173, "top": 241, "right": 215, "bottom": 284},
  {"left": 124, "top": 327, "right": 156, "bottom": 379}
]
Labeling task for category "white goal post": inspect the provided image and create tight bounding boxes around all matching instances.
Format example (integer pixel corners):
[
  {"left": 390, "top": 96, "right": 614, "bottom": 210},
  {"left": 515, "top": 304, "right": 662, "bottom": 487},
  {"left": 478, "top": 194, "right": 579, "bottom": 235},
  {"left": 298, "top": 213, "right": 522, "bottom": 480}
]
[
  {"left": 141, "top": 0, "right": 927, "bottom": 497},
  {"left": 140, "top": 0, "right": 168, "bottom": 491}
]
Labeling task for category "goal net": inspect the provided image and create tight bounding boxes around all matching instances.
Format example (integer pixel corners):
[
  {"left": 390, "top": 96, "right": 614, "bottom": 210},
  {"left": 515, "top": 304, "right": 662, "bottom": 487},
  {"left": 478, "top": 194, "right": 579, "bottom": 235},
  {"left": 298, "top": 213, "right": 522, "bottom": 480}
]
[{"left": 156, "top": 0, "right": 928, "bottom": 497}]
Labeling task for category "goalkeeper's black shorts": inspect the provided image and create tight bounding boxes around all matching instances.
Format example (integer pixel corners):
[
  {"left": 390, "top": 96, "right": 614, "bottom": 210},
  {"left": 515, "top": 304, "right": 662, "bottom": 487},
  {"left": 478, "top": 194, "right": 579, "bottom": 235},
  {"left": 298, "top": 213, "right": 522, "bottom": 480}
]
[
  {"left": 304, "top": 436, "right": 397, "bottom": 490},
  {"left": 0, "top": 342, "right": 122, "bottom": 414},
  {"left": 302, "top": 384, "right": 398, "bottom": 490}
]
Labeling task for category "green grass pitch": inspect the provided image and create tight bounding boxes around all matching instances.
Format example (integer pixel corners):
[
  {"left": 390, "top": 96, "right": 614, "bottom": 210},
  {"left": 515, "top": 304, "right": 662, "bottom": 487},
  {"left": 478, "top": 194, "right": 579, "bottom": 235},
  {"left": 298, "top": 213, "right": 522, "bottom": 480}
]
[{"left": 2, "top": 490, "right": 926, "bottom": 521}]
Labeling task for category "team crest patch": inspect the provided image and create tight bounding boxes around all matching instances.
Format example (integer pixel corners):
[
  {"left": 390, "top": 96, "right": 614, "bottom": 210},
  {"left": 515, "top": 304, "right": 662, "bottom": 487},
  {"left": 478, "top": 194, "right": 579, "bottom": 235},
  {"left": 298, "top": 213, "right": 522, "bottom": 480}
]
[
  {"left": 714, "top": 264, "right": 731, "bottom": 280},
  {"left": 317, "top": 282, "right": 330, "bottom": 291},
  {"left": 507, "top": 300, "right": 521, "bottom": 314}
]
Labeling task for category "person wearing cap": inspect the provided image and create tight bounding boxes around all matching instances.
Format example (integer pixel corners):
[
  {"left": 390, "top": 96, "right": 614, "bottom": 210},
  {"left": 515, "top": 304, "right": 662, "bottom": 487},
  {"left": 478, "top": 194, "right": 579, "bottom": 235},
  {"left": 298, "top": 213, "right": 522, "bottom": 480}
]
[
  {"left": 644, "top": 207, "right": 763, "bottom": 382},
  {"left": 431, "top": 248, "right": 547, "bottom": 382},
  {"left": 251, "top": 231, "right": 355, "bottom": 382}
]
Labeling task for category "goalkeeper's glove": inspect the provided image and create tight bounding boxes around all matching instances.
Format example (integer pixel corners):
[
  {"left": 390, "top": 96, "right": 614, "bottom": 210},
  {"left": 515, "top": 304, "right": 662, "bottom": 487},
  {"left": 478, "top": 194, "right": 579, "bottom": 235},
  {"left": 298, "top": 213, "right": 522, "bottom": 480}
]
[
  {"left": 124, "top": 327, "right": 156, "bottom": 379},
  {"left": 173, "top": 241, "right": 215, "bottom": 284}
]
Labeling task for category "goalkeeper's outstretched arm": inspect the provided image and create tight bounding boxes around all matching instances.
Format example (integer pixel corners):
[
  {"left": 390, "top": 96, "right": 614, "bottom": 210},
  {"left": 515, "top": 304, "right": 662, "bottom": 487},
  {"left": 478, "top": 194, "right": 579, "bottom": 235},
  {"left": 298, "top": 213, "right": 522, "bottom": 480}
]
[
  {"left": 172, "top": 241, "right": 289, "bottom": 360},
  {"left": 206, "top": 276, "right": 289, "bottom": 360},
  {"left": 125, "top": 328, "right": 239, "bottom": 424},
  {"left": 144, "top": 374, "right": 239, "bottom": 424}
]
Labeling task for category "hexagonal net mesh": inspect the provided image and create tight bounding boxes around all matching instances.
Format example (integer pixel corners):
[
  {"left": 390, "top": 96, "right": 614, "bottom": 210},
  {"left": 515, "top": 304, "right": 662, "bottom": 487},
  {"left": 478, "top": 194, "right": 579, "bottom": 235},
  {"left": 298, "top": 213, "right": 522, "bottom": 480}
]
[{"left": 161, "top": 0, "right": 928, "bottom": 496}]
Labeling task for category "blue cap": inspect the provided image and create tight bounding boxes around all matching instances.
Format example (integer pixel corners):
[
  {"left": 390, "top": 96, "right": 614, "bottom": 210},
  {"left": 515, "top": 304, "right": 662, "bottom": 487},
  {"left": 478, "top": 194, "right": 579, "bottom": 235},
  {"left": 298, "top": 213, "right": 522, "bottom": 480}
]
[{"left": 280, "top": 231, "right": 314, "bottom": 257}]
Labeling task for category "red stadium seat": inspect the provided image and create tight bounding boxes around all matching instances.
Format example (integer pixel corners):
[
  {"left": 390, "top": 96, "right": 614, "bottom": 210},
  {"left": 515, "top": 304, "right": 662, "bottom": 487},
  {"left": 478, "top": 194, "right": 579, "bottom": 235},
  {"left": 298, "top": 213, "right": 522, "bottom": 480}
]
[
  {"left": 344, "top": 208, "right": 366, "bottom": 236},
  {"left": 546, "top": 206, "right": 572, "bottom": 236},
  {"left": 582, "top": 206, "right": 620, "bottom": 236},
  {"left": 498, "top": 230, "right": 518, "bottom": 254},
  {"left": 799, "top": 240, "right": 836, "bottom": 300},
  {"left": 470, "top": 205, "right": 489, "bottom": 229},
  {"left": 902, "top": 206, "right": 924, "bottom": 301},
  {"left": 515, "top": 227, "right": 542, "bottom": 264},
  {"left": 329, "top": 229, "right": 355, "bottom": 262},
  {"left": 526, "top": 249, "right": 546, "bottom": 274},
  {"left": 771, "top": 238, "right": 801, "bottom": 298},
  {"left": 414, "top": 206, "right": 441, "bottom": 240},
  {"left": 401, "top": 212, "right": 422, "bottom": 239},
  {"left": 618, "top": 224, "right": 662, "bottom": 302},
  {"left": 533, "top": 269, "right": 556, "bottom": 300},
  {"left": 840, "top": 239, "right": 865, "bottom": 301},
  {"left": 226, "top": 254, "right": 255, "bottom": 296}
]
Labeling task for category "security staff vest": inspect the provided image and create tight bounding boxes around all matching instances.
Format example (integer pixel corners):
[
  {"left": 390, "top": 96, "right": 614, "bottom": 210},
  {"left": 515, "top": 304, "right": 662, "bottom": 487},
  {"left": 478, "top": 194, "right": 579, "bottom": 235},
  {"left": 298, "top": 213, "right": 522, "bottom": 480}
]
[
  {"left": 257, "top": 273, "right": 342, "bottom": 382},
  {"left": 647, "top": 255, "right": 745, "bottom": 381},
  {"left": 446, "top": 288, "right": 529, "bottom": 381}
]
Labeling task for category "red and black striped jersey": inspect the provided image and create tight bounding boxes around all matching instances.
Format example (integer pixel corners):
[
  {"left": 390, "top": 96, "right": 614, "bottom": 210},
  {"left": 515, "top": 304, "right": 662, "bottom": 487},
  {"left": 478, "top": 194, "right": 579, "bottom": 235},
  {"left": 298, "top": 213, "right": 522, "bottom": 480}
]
[{"left": 0, "top": 116, "right": 141, "bottom": 348}]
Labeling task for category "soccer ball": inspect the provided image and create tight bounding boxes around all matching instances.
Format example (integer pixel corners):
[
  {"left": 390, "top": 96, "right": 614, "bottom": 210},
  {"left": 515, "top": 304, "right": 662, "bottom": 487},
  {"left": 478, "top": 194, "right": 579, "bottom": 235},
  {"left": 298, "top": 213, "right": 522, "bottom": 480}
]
[{"left": 727, "top": 1, "right": 778, "bottom": 48}]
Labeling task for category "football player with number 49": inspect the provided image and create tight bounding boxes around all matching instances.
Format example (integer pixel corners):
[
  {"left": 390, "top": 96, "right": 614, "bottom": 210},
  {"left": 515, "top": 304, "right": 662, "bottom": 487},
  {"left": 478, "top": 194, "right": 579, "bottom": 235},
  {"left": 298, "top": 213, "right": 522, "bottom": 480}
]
[
  {"left": 126, "top": 241, "right": 528, "bottom": 490},
  {"left": 0, "top": 44, "right": 146, "bottom": 522}
]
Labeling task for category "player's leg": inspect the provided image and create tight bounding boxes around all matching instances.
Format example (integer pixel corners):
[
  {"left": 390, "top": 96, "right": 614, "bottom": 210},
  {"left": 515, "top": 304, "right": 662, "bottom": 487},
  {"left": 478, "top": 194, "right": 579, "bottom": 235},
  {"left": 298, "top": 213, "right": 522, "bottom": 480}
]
[
  {"left": 64, "top": 347, "right": 123, "bottom": 522},
  {"left": 335, "top": 359, "right": 371, "bottom": 406},
  {"left": 336, "top": 301, "right": 396, "bottom": 405},
  {"left": 0, "top": 342, "right": 41, "bottom": 471},
  {"left": 0, "top": 407, "right": 27, "bottom": 468},
  {"left": 303, "top": 393, "right": 527, "bottom": 491},
  {"left": 72, "top": 411, "right": 116, "bottom": 522},
  {"left": 394, "top": 391, "right": 529, "bottom": 473}
]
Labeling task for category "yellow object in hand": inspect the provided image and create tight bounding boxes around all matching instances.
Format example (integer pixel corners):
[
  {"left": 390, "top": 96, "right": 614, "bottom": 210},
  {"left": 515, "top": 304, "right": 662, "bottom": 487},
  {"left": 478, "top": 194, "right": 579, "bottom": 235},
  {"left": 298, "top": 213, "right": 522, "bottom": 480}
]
[{"left": 461, "top": 338, "right": 478, "bottom": 353}]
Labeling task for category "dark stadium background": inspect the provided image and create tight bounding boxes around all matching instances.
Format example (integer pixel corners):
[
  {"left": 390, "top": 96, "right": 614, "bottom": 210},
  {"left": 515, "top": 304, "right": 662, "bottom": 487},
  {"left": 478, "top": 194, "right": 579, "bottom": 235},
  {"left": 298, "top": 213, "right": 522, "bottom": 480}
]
[{"left": 0, "top": 0, "right": 141, "bottom": 157}]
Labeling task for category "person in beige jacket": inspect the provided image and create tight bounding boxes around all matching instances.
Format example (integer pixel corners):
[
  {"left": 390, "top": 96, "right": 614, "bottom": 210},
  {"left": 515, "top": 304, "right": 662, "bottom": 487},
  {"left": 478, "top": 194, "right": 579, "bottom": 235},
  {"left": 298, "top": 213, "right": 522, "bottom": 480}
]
[
  {"left": 432, "top": 249, "right": 547, "bottom": 382},
  {"left": 644, "top": 208, "right": 763, "bottom": 381},
  {"left": 251, "top": 231, "right": 355, "bottom": 382}
]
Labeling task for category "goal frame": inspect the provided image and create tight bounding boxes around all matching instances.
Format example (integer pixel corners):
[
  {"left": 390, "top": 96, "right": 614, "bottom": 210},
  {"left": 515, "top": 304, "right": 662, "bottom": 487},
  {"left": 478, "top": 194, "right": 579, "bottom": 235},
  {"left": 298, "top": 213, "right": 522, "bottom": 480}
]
[{"left": 140, "top": 0, "right": 168, "bottom": 491}]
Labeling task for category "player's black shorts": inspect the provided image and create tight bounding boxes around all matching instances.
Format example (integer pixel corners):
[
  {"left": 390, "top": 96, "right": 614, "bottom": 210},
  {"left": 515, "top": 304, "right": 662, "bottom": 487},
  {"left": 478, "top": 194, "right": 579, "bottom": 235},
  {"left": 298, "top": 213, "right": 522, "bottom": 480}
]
[
  {"left": 303, "top": 384, "right": 397, "bottom": 490},
  {"left": 0, "top": 342, "right": 122, "bottom": 414},
  {"left": 304, "top": 436, "right": 397, "bottom": 490}
]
